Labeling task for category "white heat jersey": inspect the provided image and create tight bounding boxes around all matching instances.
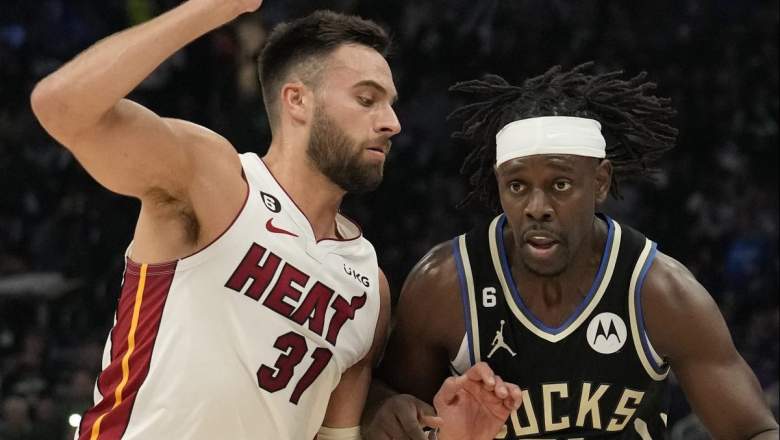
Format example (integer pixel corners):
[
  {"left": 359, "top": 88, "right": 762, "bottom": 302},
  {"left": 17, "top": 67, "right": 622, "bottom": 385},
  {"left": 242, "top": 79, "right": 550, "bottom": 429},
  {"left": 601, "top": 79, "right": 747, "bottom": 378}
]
[{"left": 77, "top": 153, "right": 381, "bottom": 440}]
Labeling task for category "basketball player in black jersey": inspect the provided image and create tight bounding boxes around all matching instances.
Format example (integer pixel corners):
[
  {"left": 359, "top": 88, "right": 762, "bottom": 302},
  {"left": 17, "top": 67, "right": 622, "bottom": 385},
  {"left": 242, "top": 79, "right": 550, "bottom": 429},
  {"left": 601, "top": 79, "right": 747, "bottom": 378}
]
[{"left": 364, "top": 64, "right": 778, "bottom": 439}]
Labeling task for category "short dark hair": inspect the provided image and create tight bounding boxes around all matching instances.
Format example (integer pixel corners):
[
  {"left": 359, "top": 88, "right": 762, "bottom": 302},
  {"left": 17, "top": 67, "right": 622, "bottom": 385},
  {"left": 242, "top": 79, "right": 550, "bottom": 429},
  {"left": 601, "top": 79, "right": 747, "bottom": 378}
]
[
  {"left": 449, "top": 62, "right": 679, "bottom": 211},
  {"left": 258, "top": 10, "right": 391, "bottom": 128}
]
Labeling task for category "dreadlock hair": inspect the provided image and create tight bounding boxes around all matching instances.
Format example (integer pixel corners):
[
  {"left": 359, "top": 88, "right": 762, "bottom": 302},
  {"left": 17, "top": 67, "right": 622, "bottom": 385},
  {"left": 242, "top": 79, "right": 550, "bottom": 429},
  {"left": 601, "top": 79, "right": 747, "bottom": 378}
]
[{"left": 449, "top": 62, "right": 678, "bottom": 211}]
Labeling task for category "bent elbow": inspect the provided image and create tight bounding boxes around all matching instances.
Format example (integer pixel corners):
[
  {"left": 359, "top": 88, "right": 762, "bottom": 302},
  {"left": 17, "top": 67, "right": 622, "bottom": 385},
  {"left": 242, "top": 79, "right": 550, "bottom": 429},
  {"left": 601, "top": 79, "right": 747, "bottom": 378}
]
[{"left": 30, "top": 77, "right": 77, "bottom": 145}]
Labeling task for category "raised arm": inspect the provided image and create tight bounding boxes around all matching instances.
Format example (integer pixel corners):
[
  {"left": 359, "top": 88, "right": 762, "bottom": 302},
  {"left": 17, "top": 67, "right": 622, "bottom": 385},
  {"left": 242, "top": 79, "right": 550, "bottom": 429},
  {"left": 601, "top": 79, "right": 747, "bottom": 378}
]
[
  {"left": 30, "top": 0, "right": 261, "bottom": 259},
  {"left": 643, "top": 253, "right": 778, "bottom": 439}
]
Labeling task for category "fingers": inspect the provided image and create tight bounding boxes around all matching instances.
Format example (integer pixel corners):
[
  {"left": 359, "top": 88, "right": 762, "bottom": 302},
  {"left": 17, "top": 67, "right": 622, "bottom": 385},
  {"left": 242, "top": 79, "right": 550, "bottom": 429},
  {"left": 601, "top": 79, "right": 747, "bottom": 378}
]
[
  {"left": 369, "top": 394, "right": 432, "bottom": 440},
  {"left": 444, "top": 363, "right": 505, "bottom": 402},
  {"left": 415, "top": 401, "right": 441, "bottom": 429},
  {"left": 464, "top": 362, "right": 497, "bottom": 389},
  {"left": 433, "top": 376, "right": 460, "bottom": 408},
  {"left": 503, "top": 382, "right": 523, "bottom": 411},
  {"left": 397, "top": 416, "right": 430, "bottom": 440},
  {"left": 435, "top": 363, "right": 524, "bottom": 418},
  {"left": 459, "top": 363, "right": 524, "bottom": 411},
  {"left": 493, "top": 375, "right": 509, "bottom": 399},
  {"left": 486, "top": 375, "right": 523, "bottom": 411},
  {"left": 414, "top": 399, "right": 436, "bottom": 418},
  {"left": 419, "top": 415, "right": 444, "bottom": 429},
  {"left": 395, "top": 397, "right": 431, "bottom": 440}
]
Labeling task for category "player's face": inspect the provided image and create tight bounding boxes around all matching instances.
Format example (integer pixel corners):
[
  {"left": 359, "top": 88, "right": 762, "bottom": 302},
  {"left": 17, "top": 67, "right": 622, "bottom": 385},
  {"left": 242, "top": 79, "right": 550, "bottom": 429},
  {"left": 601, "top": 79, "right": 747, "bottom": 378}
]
[
  {"left": 496, "top": 154, "right": 610, "bottom": 276},
  {"left": 307, "top": 44, "right": 400, "bottom": 194}
]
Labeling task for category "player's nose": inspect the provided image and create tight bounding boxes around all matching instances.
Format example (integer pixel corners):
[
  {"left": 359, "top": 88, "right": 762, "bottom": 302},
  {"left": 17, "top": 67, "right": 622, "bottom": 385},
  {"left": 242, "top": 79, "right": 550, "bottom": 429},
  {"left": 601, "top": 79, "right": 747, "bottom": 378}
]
[
  {"left": 375, "top": 105, "right": 401, "bottom": 137},
  {"left": 524, "top": 188, "right": 554, "bottom": 221}
]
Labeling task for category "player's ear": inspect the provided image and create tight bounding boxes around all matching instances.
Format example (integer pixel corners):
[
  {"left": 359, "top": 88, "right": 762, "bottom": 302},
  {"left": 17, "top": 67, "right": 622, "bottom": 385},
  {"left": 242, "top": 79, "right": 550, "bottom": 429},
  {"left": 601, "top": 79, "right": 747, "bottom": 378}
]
[
  {"left": 280, "top": 81, "right": 311, "bottom": 124},
  {"left": 595, "top": 159, "right": 612, "bottom": 205}
]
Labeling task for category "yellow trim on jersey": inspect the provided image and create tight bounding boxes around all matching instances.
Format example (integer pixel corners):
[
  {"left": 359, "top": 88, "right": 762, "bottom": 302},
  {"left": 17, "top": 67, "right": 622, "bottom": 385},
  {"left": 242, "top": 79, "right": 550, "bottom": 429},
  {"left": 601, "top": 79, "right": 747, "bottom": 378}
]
[
  {"left": 490, "top": 219, "right": 622, "bottom": 343},
  {"left": 628, "top": 240, "right": 669, "bottom": 381},
  {"left": 90, "top": 263, "right": 148, "bottom": 440},
  {"left": 458, "top": 234, "right": 482, "bottom": 363}
]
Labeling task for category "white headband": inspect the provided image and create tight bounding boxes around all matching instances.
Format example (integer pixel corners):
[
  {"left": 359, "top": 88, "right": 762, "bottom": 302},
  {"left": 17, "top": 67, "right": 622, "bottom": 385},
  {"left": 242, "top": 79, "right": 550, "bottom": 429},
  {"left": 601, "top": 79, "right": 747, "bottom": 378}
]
[{"left": 495, "top": 116, "right": 606, "bottom": 167}]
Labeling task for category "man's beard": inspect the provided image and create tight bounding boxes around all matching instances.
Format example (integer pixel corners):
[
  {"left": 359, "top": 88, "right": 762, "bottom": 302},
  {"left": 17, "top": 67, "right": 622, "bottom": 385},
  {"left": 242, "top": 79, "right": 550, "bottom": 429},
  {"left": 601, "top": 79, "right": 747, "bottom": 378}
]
[{"left": 306, "top": 109, "right": 385, "bottom": 194}]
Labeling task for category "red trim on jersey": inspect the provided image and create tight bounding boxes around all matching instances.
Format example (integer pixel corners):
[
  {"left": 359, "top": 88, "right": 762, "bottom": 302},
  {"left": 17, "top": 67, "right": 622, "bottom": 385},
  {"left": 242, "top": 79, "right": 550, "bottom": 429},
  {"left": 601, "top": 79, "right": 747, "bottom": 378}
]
[
  {"left": 323, "top": 210, "right": 364, "bottom": 244},
  {"left": 79, "top": 261, "right": 176, "bottom": 440},
  {"left": 96, "top": 308, "right": 120, "bottom": 399},
  {"left": 118, "top": 169, "right": 249, "bottom": 270},
  {"left": 258, "top": 157, "right": 363, "bottom": 243}
]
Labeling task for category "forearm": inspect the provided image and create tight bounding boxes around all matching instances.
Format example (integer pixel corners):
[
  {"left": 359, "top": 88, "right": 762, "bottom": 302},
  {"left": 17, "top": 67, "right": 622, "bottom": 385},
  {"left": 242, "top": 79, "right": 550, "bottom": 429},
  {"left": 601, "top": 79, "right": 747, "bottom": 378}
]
[{"left": 31, "top": 0, "right": 241, "bottom": 137}]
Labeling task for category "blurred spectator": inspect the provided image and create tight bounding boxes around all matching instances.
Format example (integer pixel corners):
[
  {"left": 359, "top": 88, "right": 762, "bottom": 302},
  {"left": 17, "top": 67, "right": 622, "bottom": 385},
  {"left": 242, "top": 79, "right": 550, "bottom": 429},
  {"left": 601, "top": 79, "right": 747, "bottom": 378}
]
[
  {"left": 31, "top": 395, "right": 66, "bottom": 440},
  {"left": 1, "top": 332, "right": 49, "bottom": 402},
  {"left": 0, "top": 396, "right": 33, "bottom": 440}
]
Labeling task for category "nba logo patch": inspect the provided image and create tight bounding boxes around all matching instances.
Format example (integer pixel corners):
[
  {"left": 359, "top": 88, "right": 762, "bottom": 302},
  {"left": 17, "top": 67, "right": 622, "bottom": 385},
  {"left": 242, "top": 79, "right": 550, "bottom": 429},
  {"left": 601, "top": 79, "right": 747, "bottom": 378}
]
[{"left": 587, "top": 312, "right": 627, "bottom": 354}]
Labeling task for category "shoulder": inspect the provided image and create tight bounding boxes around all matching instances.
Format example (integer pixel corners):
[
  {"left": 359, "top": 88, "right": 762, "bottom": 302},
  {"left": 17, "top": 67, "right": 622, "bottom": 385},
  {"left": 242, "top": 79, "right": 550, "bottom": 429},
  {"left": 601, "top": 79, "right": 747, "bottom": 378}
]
[
  {"left": 640, "top": 250, "right": 725, "bottom": 359},
  {"left": 178, "top": 121, "right": 244, "bottom": 246},
  {"left": 394, "top": 240, "right": 465, "bottom": 351},
  {"left": 641, "top": 251, "right": 712, "bottom": 314},
  {"left": 173, "top": 119, "right": 241, "bottom": 174},
  {"left": 400, "top": 240, "right": 460, "bottom": 305},
  {"left": 142, "top": 118, "right": 242, "bottom": 206}
]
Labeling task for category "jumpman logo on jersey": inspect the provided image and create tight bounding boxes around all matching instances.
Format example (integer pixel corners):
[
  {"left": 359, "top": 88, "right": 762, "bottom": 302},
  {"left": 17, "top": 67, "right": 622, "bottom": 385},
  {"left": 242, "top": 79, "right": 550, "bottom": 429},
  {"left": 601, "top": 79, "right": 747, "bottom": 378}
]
[{"left": 487, "top": 320, "right": 516, "bottom": 359}]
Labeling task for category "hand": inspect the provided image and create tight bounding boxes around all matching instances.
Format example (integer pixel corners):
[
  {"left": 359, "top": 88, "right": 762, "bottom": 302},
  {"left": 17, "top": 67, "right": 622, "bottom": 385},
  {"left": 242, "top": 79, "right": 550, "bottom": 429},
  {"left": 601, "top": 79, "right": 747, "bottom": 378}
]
[
  {"left": 194, "top": 0, "right": 263, "bottom": 20},
  {"left": 434, "top": 362, "right": 523, "bottom": 440},
  {"left": 364, "top": 394, "right": 443, "bottom": 440}
]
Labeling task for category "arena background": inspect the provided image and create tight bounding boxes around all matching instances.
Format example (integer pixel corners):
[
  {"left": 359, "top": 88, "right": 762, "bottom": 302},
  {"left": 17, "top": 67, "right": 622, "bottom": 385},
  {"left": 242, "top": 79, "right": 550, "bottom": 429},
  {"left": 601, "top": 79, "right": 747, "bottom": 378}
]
[{"left": 0, "top": 0, "right": 777, "bottom": 438}]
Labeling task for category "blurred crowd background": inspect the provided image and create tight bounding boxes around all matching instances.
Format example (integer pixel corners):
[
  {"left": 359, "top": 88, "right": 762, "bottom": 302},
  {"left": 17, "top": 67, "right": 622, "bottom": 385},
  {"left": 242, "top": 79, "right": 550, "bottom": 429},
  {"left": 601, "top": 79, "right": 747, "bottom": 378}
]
[{"left": 0, "top": 0, "right": 777, "bottom": 438}]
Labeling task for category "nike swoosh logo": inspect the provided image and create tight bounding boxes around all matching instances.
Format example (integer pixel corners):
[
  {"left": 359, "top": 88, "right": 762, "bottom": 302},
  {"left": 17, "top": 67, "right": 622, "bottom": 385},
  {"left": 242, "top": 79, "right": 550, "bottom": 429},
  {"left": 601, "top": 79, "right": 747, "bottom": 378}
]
[{"left": 266, "top": 218, "right": 299, "bottom": 237}]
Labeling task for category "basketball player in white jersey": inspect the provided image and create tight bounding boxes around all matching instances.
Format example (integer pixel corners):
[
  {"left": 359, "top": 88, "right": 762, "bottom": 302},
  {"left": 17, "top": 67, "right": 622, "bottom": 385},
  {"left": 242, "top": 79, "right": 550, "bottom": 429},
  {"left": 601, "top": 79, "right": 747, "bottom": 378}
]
[{"left": 30, "top": 0, "right": 522, "bottom": 439}]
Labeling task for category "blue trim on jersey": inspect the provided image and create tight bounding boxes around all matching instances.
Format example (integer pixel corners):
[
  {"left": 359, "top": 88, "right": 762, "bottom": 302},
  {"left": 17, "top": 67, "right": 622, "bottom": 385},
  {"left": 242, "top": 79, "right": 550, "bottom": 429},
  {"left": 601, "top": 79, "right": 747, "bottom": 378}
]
[
  {"left": 635, "top": 242, "right": 666, "bottom": 371},
  {"left": 452, "top": 238, "right": 476, "bottom": 366},
  {"left": 497, "top": 214, "right": 615, "bottom": 335}
]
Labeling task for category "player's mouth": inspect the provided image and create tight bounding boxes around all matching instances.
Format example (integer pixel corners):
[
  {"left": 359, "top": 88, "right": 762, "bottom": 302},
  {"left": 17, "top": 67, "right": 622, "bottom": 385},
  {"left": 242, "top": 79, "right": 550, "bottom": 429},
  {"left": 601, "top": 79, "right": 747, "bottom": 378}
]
[
  {"left": 364, "top": 140, "right": 391, "bottom": 160},
  {"left": 364, "top": 145, "right": 389, "bottom": 163},
  {"left": 365, "top": 146, "right": 386, "bottom": 157},
  {"left": 523, "top": 232, "right": 560, "bottom": 260}
]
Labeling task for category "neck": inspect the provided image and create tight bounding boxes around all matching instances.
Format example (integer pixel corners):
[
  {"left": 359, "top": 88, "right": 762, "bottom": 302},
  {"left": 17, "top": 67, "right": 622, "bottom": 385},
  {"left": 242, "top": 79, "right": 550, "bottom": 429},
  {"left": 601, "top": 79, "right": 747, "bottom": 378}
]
[{"left": 263, "top": 139, "right": 345, "bottom": 241}]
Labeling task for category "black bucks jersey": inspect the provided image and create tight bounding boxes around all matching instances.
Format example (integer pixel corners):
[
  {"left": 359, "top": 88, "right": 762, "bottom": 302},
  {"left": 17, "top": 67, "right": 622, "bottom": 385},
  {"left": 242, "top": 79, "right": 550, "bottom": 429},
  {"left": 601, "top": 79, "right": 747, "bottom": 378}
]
[{"left": 450, "top": 214, "right": 670, "bottom": 440}]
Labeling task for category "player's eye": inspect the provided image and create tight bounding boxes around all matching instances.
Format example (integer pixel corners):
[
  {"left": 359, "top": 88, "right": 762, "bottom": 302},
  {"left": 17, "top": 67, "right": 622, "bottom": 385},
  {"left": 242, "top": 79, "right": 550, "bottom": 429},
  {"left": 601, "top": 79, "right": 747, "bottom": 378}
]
[
  {"left": 509, "top": 181, "right": 525, "bottom": 194},
  {"left": 357, "top": 96, "right": 374, "bottom": 107},
  {"left": 553, "top": 180, "right": 572, "bottom": 192}
]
